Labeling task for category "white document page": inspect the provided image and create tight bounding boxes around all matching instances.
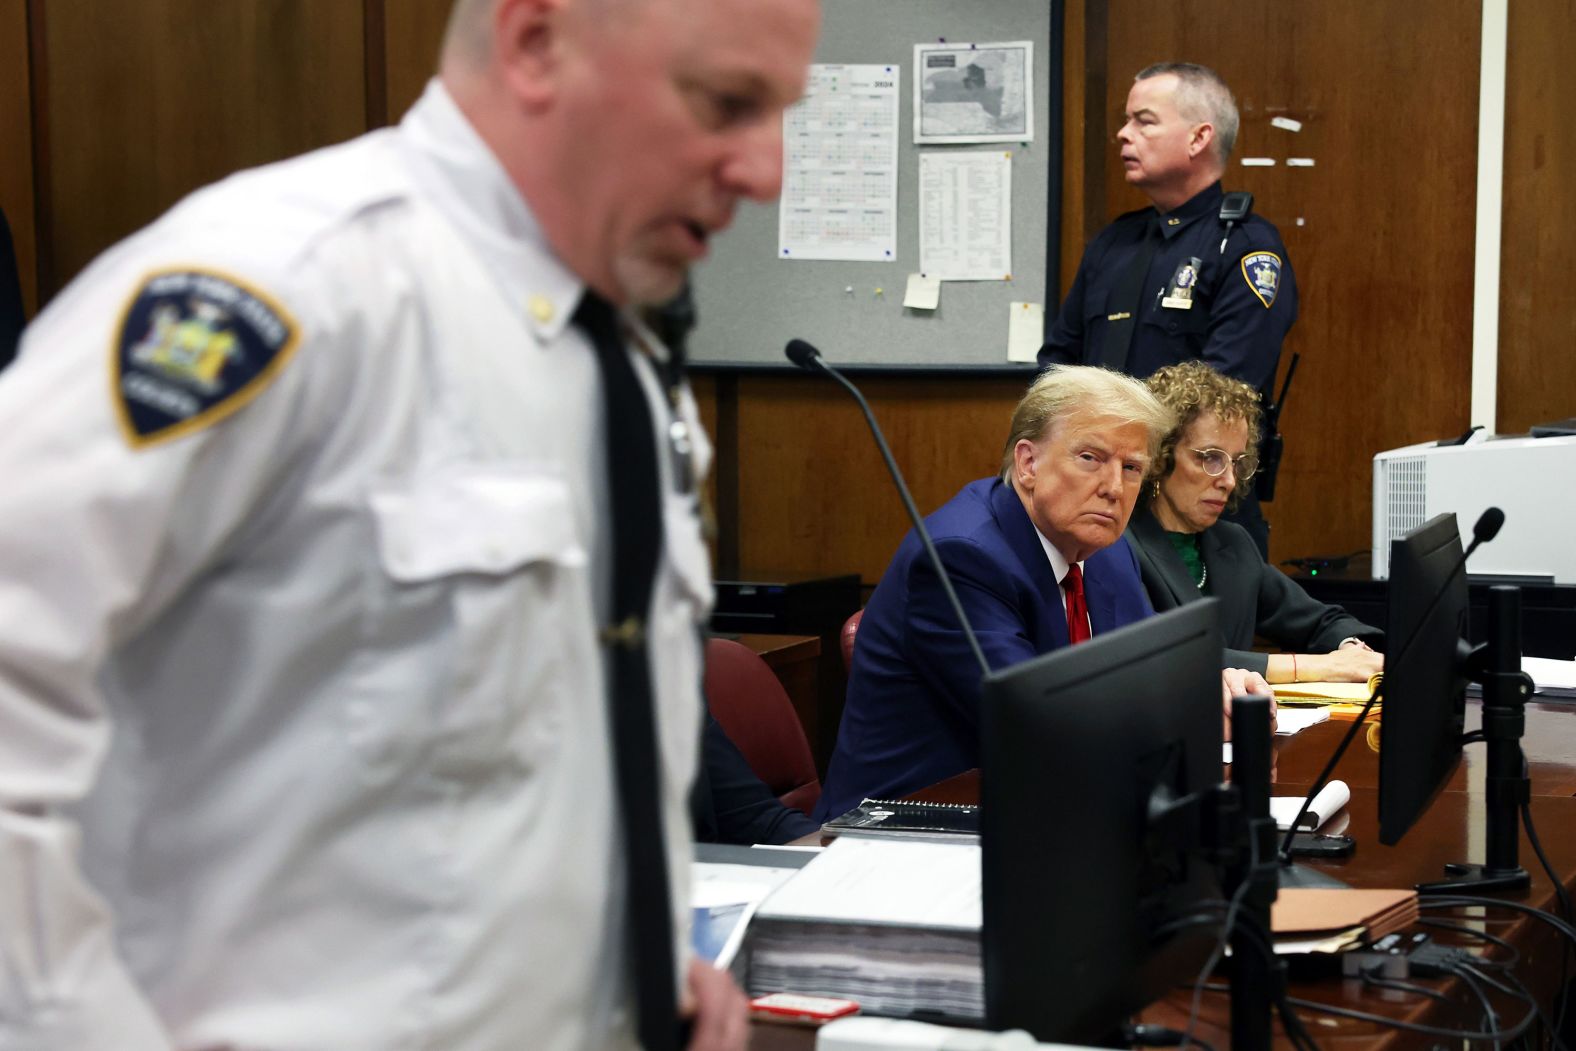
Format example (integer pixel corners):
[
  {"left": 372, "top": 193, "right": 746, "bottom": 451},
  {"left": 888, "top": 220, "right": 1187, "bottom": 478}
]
[
  {"left": 756, "top": 838, "right": 981, "bottom": 930},
  {"left": 1275, "top": 708, "right": 1331, "bottom": 736},
  {"left": 919, "top": 151, "right": 1012, "bottom": 280},
  {"left": 691, "top": 861, "right": 800, "bottom": 968},
  {"left": 778, "top": 63, "right": 900, "bottom": 262},
  {"left": 1270, "top": 780, "right": 1352, "bottom": 832}
]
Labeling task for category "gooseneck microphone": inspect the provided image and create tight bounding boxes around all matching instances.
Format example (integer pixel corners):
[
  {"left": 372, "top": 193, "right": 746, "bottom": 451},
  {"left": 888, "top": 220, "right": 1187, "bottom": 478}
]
[
  {"left": 784, "top": 339, "right": 991, "bottom": 679},
  {"left": 1276, "top": 506, "right": 1505, "bottom": 862}
]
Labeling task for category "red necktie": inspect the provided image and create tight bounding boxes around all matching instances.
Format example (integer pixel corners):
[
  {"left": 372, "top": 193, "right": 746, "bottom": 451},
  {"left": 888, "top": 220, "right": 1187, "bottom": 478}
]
[{"left": 1062, "top": 564, "right": 1091, "bottom": 644}]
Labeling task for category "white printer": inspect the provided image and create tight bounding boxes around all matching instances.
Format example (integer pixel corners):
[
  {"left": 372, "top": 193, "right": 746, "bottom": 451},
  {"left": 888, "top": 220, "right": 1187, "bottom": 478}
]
[{"left": 1372, "top": 431, "right": 1576, "bottom": 583}]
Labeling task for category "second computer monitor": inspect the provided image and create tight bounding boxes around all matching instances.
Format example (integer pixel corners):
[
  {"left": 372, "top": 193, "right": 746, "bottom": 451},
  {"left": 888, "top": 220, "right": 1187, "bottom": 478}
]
[{"left": 1378, "top": 512, "right": 1471, "bottom": 846}]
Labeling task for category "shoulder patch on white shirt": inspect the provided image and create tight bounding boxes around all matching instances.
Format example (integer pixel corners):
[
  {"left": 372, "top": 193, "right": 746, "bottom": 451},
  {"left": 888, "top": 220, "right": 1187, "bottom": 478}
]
[{"left": 112, "top": 268, "right": 300, "bottom": 448}]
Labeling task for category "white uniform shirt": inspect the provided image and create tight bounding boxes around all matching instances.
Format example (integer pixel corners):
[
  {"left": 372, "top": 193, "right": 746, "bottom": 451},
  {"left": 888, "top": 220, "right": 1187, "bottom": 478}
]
[{"left": 0, "top": 81, "right": 711, "bottom": 1051}]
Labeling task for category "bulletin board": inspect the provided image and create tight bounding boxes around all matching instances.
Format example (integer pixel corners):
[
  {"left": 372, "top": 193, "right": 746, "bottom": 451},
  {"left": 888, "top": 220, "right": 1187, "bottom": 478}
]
[{"left": 689, "top": 0, "right": 1061, "bottom": 373}]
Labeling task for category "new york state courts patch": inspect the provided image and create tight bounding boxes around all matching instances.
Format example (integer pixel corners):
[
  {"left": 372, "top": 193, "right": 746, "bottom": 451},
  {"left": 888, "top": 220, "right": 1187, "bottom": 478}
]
[
  {"left": 1240, "top": 251, "right": 1283, "bottom": 309},
  {"left": 113, "top": 268, "right": 300, "bottom": 447}
]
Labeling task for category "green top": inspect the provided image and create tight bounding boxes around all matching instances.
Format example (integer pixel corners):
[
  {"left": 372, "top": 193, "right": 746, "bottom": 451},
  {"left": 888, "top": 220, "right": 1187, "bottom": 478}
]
[{"left": 1166, "top": 530, "right": 1207, "bottom": 589}]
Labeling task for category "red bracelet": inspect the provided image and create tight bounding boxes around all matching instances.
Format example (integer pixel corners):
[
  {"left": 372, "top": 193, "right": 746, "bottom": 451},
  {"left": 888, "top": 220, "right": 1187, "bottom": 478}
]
[{"left": 1291, "top": 654, "right": 1298, "bottom": 683}]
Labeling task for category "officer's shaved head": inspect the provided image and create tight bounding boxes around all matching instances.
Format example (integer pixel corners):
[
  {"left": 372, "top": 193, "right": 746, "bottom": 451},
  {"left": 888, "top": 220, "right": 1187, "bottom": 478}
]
[{"left": 1135, "top": 62, "right": 1239, "bottom": 165}]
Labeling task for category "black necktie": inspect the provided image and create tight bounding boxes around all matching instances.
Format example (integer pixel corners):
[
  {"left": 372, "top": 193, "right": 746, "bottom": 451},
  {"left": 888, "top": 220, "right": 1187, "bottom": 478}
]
[
  {"left": 1097, "top": 217, "right": 1162, "bottom": 373},
  {"left": 573, "top": 290, "right": 680, "bottom": 1051}
]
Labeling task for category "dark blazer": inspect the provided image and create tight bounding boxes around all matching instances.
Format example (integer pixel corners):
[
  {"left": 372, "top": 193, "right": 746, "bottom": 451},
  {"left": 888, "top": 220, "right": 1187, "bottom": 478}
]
[
  {"left": 691, "top": 713, "right": 819, "bottom": 846},
  {"left": 1126, "top": 504, "right": 1382, "bottom": 675},
  {"left": 813, "top": 478, "right": 1153, "bottom": 821}
]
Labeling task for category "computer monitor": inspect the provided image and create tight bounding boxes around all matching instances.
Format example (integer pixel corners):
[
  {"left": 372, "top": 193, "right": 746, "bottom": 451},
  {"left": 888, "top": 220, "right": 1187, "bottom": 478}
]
[
  {"left": 1378, "top": 512, "right": 1471, "bottom": 846},
  {"left": 979, "top": 601, "right": 1226, "bottom": 1044}
]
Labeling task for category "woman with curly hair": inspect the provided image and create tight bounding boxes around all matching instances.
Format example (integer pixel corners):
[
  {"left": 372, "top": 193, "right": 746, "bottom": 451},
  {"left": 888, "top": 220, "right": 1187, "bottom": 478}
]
[{"left": 1129, "top": 361, "right": 1383, "bottom": 683}]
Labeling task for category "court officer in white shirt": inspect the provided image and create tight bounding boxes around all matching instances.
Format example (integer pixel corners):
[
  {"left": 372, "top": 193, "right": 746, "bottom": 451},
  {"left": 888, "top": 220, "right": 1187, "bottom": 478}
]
[{"left": 0, "top": 0, "right": 820, "bottom": 1049}]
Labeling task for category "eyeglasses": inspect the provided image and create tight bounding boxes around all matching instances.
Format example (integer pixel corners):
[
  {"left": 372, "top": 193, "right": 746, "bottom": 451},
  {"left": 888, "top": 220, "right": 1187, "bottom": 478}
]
[{"left": 1187, "top": 447, "right": 1257, "bottom": 480}]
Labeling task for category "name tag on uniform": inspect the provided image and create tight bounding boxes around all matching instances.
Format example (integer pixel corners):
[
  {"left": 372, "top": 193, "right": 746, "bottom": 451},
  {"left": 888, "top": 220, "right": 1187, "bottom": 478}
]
[{"left": 1161, "top": 257, "right": 1202, "bottom": 310}]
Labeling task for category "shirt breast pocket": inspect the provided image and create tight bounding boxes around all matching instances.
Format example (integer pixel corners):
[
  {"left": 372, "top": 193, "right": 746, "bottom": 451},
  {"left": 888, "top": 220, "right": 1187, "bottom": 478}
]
[
  {"left": 1141, "top": 297, "right": 1210, "bottom": 352},
  {"left": 349, "top": 467, "right": 590, "bottom": 781}
]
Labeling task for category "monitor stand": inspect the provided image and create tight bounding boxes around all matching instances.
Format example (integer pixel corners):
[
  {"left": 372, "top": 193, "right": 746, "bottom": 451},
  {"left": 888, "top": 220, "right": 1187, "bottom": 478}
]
[
  {"left": 1421, "top": 585, "right": 1532, "bottom": 895},
  {"left": 1220, "top": 695, "right": 1279, "bottom": 1051}
]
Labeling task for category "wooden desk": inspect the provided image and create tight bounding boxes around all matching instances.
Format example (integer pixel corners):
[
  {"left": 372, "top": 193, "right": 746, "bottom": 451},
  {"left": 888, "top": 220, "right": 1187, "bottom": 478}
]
[
  {"left": 737, "top": 633, "right": 821, "bottom": 751},
  {"left": 1140, "top": 788, "right": 1576, "bottom": 1049},
  {"left": 753, "top": 705, "right": 1576, "bottom": 1049},
  {"left": 1273, "top": 697, "right": 1576, "bottom": 798}
]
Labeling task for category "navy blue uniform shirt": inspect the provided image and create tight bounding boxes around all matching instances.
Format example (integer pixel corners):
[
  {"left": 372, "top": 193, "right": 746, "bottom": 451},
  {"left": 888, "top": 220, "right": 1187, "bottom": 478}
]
[{"left": 1038, "top": 181, "right": 1296, "bottom": 398}]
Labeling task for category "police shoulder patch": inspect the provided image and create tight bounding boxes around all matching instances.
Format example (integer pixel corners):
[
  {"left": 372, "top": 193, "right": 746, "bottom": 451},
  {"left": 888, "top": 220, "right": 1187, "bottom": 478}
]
[
  {"left": 1240, "top": 251, "right": 1283, "bottom": 309},
  {"left": 112, "top": 268, "right": 300, "bottom": 448}
]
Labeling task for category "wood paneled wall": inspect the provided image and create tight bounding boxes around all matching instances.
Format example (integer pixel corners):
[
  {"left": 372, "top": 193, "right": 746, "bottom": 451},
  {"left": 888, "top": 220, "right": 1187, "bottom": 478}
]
[
  {"left": 1096, "top": 2, "right": 1483, "bottom": 564},
  {"left": 1, "top": 0, "right": 454, "bottom": 306},
  {"left": 1497, "top": 0, "right": 1576, "bottom": 433},
  {"left": 0, "top": 0, "right": 37, "bottom": 316},
  {"left": 1, "top": 0, "right": 1571, "bottom": 585},
  {"left": 35, "top": 2, "right": 369, "bottom": 295}
]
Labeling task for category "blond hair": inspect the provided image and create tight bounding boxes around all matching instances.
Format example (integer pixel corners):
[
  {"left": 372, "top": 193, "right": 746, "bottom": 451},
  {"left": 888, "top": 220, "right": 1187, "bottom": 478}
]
[{"left": 999, "top": 365, "right": 1175, "bottom": 483}]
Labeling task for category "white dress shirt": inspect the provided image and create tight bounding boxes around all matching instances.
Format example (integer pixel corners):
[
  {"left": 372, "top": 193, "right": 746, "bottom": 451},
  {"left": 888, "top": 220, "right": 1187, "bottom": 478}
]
[
  {"left": 0, "top": 80, "right": 710, "bottom": 1051},
  {"left": 1033, "top": 529, "right": 1089, "bottom": 638}
]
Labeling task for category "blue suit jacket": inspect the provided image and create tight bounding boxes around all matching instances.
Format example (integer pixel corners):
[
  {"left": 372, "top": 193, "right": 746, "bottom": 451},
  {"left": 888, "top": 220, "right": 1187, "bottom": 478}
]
[{"left": 814, "top": 478, "right": 1153, "bottom": 821}]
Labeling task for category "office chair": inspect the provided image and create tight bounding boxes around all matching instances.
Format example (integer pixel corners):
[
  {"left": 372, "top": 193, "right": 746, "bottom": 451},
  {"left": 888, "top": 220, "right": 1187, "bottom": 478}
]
[
  {"left": 703, "top": 638, "right": 821, "bottom": 815},
  {"left": 839, "top": 609, "right": 864, "bottom": 672}
]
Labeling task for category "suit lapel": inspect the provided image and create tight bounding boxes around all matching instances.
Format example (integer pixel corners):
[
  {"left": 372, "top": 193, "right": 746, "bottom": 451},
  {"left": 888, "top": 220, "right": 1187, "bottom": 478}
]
[
  {"left": 1129, "top": 506, "right": 1195, "bottom": 608},
  {"left": 1084, "top": 549, "right": 1119, "bottom": 633},
  {"left": 989, "top": 480, "right": 1069, "bottom": 648},
  {"left": 1199, "top": 525, "right": 1253, "bottom": 638}
]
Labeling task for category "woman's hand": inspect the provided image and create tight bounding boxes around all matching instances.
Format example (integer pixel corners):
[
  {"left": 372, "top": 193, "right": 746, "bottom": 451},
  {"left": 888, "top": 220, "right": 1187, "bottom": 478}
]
[{"left": 1303, "top": 647, "right": 1385, "bottom": 683}]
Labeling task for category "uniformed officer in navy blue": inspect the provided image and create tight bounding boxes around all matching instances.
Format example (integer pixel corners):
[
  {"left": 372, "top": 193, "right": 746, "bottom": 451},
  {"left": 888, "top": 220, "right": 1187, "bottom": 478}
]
[{"left": 1039, "top": 62, "right": 1295, "bottom": 557}]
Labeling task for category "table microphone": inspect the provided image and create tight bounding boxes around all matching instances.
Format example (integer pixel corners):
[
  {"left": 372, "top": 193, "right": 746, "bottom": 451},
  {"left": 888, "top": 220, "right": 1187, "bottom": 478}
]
[
  {"left": 784, "top": 338, "right": 991, "bottom": 679},
  {"left": 1276, "top": 505, "right": 1505, "bottom": 862}
]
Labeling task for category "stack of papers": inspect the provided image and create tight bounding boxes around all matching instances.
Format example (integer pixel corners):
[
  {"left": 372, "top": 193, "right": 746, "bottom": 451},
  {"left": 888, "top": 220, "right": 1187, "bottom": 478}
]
[
  {"left": 1271, "top": 887, "right": 1418, "bottom": 955},
  {"left": 691, "top": 858, "right": 803, "bottom": 971},
  {"left": 1524, "top": 656, "right": 1576, "bottom": 698},
  {"left": 1273, "top": 675, "right": 1382, "bottom": 720},
  {"left": 744, "top": 838, "right": 984, "bottom": 1021},
  {"left": 1467, "top": 656, "right": 1576, "bottom": 700}
]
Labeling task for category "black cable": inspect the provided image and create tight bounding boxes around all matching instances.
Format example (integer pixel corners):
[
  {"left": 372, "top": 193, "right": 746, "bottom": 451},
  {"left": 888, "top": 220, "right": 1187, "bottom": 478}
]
[
  {"left": 1450, "top": 963, "right": 1502, "bottom": 1051},
  {"left": 1218, "top": 909, "right": 1320, "bottom": 1051},
  {"left": 1153, "top": 907, "right": 1230, "bottom": 942},
  {"left": 1125, "top": 1022, "right": 1220, "bottom": 1051},
  {"left": 1426, "top": 894, "right": 1576, "bottom": 1040},
  {"left": 1416, "top": 918, "right": 1521, "bottom": 968},
  {"left": 1420, "top": 896, "right": 1576, "bottom": 949},
  {"left": 1457, "top": 960, "right": 1529, "bottom": 1002},
  {"left": 1180, "top": 835, "right": 1258, "bottom": 1051},
  {"left": 1520, "top": 761, "right": 1573, "bottom": 925},
  {"left": 1282, "top": 991, "right": 1538, "bottom": 1043},
  {"left": 1422, "top": 891, "right": 1576, "bottom": 1048},
  {"left": 1514, "top": 788, "right": 1576, "bottom": 1051},
  {"left": 1214, "top": 923, "right": 1541, "bottom": 1046},
  {"left": 1358, "top": 964, "right": 1453, "bottom": 1004},
  {"left": 1493, "top": 965, "right": 1572, "bottom": 1051}
]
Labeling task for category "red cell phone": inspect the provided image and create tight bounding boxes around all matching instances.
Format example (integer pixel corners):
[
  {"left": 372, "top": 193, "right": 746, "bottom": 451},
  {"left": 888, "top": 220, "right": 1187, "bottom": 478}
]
[{"left": 748, "top": 992, "right": 860, "bottom": 1025}]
